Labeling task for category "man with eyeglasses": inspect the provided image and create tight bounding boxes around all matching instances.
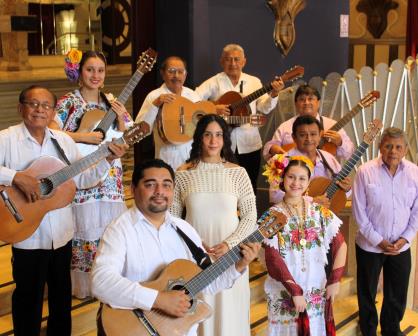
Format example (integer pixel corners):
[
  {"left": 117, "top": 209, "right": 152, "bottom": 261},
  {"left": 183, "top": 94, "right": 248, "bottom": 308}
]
[
  {"left": 196, "top": 44, "right": 284, "bottom": 192},
  {"left": 136, "top": 56, "right": 200, "bottom": 170},
  {"left": 263, "top": 84, "right": 354, "bottom": 162},
  {"left": 0, "top": 85, "right": 127, "bottom": 336}
]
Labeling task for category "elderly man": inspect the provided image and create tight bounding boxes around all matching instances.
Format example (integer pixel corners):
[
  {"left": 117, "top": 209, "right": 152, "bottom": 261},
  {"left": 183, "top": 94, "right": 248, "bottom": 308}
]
[
  {"left": 352, "top": 127, "right": 418, "bottom": 336},
  {"left": 0, "top": 85, "right": 127, "bottom": 336},
  {"left": 196, "top": 44, "right": 284, "bottom": 191},
  {"left": 135, "top": 56, "right": 200, "bottom": 170},
  {"left": 264, "top": 84, "right": 354, "bottom": 162},
  {"left": 91, "top": 159, "right": 260, "bottom": 336}
]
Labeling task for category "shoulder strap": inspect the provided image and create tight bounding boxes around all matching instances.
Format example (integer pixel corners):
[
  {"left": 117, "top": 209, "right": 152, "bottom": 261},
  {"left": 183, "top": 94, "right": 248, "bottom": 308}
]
[
  {"left": 176, "top": 226, "right": 212, "bottom": 270},
  {"left": 317, "top": 149, "right": 337, "bottom": 177},
  {"left": 50, "top": 132, "right": 71, "bottom": 165}
]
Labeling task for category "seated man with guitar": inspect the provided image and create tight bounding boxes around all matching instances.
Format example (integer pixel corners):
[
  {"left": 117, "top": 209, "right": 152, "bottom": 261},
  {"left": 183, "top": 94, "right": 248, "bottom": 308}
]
[
  {"left": 135, "top": 56, "right": 201, "bottom": 170},
  {"left": 196, "top": 44, "right": 284, "bottom": 191},
  {"left": 263, "top": 84, "right": 354, "bottom": 162},
  {"left": 269, "top": 115, "right": 351, "bottom": 207},
  {"left": 0, "top": 85, "right": 127, "bottom": 336},
  {"left": 91, "top": 159, "right": 262, "bottom": 336}
]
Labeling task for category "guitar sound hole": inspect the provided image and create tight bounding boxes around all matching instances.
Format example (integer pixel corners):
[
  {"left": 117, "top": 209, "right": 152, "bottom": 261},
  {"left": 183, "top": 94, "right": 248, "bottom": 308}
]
[{"left": 40, "top": 178, "right": 53, "bottom": 196}]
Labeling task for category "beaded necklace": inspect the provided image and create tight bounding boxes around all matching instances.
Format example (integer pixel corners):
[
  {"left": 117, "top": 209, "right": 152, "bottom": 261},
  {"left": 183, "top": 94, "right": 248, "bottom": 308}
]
[{"left": 282, "top": 198, "right": 307, "bottom": 272}]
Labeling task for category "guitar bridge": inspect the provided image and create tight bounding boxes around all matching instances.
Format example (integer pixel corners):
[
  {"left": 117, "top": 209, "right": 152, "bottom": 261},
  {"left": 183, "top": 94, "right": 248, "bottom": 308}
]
[
  {"left": 179, "top": 106, "right": 185, "bottom": 134},
  {"left": 0, "top": 190, "right": 23, "bottom": 223},
  {"left": 133, "top": 309, "right": 160, "bottom": 336}
]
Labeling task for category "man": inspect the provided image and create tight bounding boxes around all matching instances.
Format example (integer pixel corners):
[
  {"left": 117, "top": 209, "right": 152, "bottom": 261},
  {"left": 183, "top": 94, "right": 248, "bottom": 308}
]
[
  {"left": 352, "top": 127, "right": 418, "bottom": 336},
  {"left": 270, "top": 115, "right": 351, "bottom": 205},
  {"left": 263, "top": 84, "right": 354, "bottom": 162},
  {"left": 0, "top": 85, "right": 127, "bottom": 336},
  {"left": 135, "top": 56, "right": 201, "bottom": 170},
  {"left": 196, "top": 44, "right": 284, "bottom": 191},
  {"left": 91, "top": 159, "right": 260, "bottom": 336}
]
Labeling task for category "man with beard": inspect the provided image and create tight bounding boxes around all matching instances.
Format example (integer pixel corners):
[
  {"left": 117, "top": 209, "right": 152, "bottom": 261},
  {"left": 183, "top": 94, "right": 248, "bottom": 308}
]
[
  {"left": 91, "top": 159, "right": 260, "bottom": 336},
  {"left": 263, "top": 84, "right": 354, "bottom": 162},
  {"left": 135, "top": 56, "right": 200, "bottom": 170}
]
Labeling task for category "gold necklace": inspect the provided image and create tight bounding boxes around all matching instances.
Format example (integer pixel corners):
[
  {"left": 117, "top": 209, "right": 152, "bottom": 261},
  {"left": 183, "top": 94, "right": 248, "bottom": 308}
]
[{"left": 282, "top": 198, "right": 307, "bottom": 272}]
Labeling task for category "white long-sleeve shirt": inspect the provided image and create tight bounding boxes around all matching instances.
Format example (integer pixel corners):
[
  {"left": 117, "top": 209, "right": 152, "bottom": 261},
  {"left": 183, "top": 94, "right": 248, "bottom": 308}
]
[
  {"left": 0, "top": 123, "right": 111, "bottom": 249},
  {"left": 196, "top": 72, "right": 278, "bottom": 154},
  {"left": 135, "top": 83, "right": 201, "bottom": 170},
  {"left": 91, "top": 206, "right": 242, "bottom": 336}
]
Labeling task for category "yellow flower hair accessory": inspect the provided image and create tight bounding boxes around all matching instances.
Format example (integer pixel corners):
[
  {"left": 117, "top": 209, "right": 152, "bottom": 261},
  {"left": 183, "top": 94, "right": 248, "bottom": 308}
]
[
  {"left": 64, "top": 48, "right": 83, "bottom": 82},
  {"left": 262, "top": 154, "right": 290, "bottom": 190},
  {"left": 263, "top": 154, "right": 314, "bottom": 190}
]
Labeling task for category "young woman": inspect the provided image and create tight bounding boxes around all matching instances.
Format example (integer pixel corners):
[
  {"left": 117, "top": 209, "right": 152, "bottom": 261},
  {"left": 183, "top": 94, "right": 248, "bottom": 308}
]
[
  {"left": 262, "top": 155, "right": 347, "bottom": 335},
  {"left": 170, "top": 114, "right": 257, "bottom": 336},
  {"left": 52, "top": 50, "right": 132, "bottom": 298}
]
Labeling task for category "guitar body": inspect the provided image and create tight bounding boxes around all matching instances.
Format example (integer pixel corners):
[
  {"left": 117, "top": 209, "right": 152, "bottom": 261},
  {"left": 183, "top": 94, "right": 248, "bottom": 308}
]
[
  {"left": 101, "top": 259, "right": 212, "bottom": 336},
  {"left": 318, "top": 141, "right": 337, "bottom": 156},
  {"left": 308, "top": 176, "right": 346, "bottom": 214},
  {"left": 281, "top": 142, "right": 296, "bottom": 152},
  {"left": 157, "top": 96, "right": 217, "bottom": 145},
  {"left": 216, "top": 91, "right": 251, "bottom": 116},
  {"left": 76, "top": 108, "right": 107, "bottom": 134},
  {"left": 0, "top": 156, "right": 76, "bottom": 243}
]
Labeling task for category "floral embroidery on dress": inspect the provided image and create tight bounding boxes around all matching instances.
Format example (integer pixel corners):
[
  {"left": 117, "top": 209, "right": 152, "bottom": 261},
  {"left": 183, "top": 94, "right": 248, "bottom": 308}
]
[
  {"left": 71, "top": 238, "right": 100, "bottom": 272},
  {"left": 281, "top": 216, "right": 324, "bottom": 251}
]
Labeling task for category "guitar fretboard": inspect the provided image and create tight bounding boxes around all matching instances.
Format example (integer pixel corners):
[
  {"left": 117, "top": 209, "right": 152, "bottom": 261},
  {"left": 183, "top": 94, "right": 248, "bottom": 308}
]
[
  {"left": 225, "top": 115, "right": 258, "bottom": 125},
  {"left": 326, "top": 141, "right": 369, "bottom": 198},
  {"left": 184, "top": 230, "right": 264, "bottom": 297},
  {"left": 41, "top": 137, "right": 125, "bottom": 193},
  {"left": 230, "top": 84, "right": 273, "bottom": 111},
  {"left": 95, "top": 70, "right": 144, "bottom": 133}
]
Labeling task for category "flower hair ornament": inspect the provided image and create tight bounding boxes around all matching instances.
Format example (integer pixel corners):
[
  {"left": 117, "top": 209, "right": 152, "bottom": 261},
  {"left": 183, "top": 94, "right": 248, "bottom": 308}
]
[
  {"left": 262, "top": 154, "right": 314, "bottom": 190},
  {"left": 64, "top": 48, "right": 82, "bottom": 83}
]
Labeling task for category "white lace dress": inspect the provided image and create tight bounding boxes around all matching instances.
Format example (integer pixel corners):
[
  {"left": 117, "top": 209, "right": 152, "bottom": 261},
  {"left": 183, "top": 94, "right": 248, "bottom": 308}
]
[
  {"left": 171, "top": 162, "right": 257, "bottom": 336},
  {"left": 263, "top": 203, "right": 342, "bottom": 336}
]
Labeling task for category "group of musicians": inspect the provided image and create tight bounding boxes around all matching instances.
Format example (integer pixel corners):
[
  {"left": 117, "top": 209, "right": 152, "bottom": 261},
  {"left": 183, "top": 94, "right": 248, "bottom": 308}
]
[{"left": 0, "top": 42, "right": 417, "bottom": 336}]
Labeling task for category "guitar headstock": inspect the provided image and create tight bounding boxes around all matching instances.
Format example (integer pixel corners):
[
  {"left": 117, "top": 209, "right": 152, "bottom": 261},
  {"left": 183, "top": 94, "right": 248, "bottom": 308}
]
[
  {"left": 280, "top": 65, "right": 305, "bottom": 83},
  {"left": 136, "top": 48, "right": 158, "bottom": 74},
  {"left": 359, "top": 90, "right": 380, "bottom": 108},
  {"left": 363, "top": 119, "right": 383, "bottom": 145},
  {"left": 123, "top": 122, "right": 150, "bottom": 146},
  {"left": 258, "top": 210, "right": 288, "bottom": 239}
]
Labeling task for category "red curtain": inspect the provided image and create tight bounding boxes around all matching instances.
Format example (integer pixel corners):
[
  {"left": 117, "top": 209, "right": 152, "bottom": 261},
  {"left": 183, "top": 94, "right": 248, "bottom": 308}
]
[{"left": 406, "top": 0, "right": 418, "bottom": 57}]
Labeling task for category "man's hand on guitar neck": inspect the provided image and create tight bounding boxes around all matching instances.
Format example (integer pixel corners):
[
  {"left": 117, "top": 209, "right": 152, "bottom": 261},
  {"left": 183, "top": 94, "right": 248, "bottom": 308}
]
[
  {"left": 13, "top": 172, "right": 41, "bottom": 202},
  {"left": 323, "top": 130, "right": 342, "bottom": 147},
  {"left": 153, "top": 290, "right": 191, "bottom": 318},
  {"left": 235, "top": 242, "right": 261, "bottom": 273},
  {"left": 270, "top": 76, "right": 285, "bottom": 98},
  {"left": 215, "top": 104, "right": 230, "bottom": 116},
  {"left": 106, "top": 142, "right": 129, "bottom": 163}
]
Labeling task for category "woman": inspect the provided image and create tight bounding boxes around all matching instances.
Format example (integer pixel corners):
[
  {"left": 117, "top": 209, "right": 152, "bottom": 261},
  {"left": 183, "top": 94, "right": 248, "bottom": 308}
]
[
  {"left": 262, "top": 154, "right": 347, "bottom": 335},
  {"left": 170, "top": 114, "right": 257, "bottom": 336},
  {"left": 53, "top": 50, "right": 132, "bottom": 298}
]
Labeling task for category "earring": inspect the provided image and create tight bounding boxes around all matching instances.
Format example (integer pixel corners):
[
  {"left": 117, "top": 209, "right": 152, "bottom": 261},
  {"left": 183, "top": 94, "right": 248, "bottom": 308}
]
[
  {"left": 78, "top": 79, "right": 83, "bottom": 88},
  {"left": 304, "top": 187, "right": 309, "bottom": 196},
  {"left": 100, "top": 83, "right": 105, "bottom": 89}
]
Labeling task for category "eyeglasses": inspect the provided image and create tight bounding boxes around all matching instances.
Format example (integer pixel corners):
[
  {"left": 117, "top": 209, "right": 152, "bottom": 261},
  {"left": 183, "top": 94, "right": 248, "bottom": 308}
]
[
  {"left": 22, "top": 101, "right": 54, "bottom": 111},
  {"left": 166, "top": 67, "right": 187, "bottom": 75}
]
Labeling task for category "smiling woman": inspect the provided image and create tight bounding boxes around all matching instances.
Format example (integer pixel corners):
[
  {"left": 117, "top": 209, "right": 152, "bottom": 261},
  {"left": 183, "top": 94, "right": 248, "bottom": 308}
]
[{"left": 170, "top": 114, "right": 257, "bottom": 336}]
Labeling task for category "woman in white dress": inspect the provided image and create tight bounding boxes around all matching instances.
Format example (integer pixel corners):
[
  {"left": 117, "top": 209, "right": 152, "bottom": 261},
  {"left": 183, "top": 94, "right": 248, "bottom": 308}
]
[
  {"left": 262, "top": 155, "right": 347, "bottom": 335},
  {"left": 170, "top": 114, "right": 257, "bottom": 336}
]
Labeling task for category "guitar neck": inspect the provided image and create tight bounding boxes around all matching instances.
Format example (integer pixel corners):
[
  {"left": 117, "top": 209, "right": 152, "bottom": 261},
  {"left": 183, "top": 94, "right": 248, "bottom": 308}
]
[
  {"left": 330, "top": 104, "right": 362, "bottom": 133},
  {"left": 325, "top": 141, "right": 369, "bottom": 198},
  {"left": 95, "top": 70, "right": 144, "bottom": 133},
  {"left": 46, "top": 137, "right": 125, "bottom": 188},
  {"left": 184, "top": 230, "right": 265, "bottom": 297},
  {"left": 230, "top": 83, "right": 273, "bottom": 111},
  {"left": 225, "top": 115, "right": 253, "bottom": 125}
]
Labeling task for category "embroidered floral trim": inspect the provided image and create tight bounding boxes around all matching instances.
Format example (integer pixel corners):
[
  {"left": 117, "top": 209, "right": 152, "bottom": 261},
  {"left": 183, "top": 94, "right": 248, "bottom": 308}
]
[{"left": 71, "top": 238, "right": 100, "bottom": 272}]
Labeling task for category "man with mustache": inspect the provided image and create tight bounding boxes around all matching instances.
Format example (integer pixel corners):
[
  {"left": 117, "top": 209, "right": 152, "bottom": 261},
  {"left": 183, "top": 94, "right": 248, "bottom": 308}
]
[
  {"left": 136, "top": 56, "right": 200, "bottom": 170},
  {"left": 91, "top": 159, "right": 260, "bottom": 336},
  {"left": 352, "top": 127, "right": 418, "bottom": 336},
  {"left": 269, "top": 115, "right": 351, "bottom": 206},
  {"left": 263, "top": 84, "right": 354, "bottom": 162}
]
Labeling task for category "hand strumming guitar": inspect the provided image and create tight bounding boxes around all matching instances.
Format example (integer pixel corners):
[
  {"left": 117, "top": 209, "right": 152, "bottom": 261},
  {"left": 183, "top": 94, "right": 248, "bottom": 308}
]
[{"left": 13, "top": 172, "right": 41, "bottom": 202}]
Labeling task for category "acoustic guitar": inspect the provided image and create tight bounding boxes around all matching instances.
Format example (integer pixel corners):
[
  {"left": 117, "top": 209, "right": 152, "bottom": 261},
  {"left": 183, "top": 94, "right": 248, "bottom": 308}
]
[
  {"left": 76, "top": 48, "right": 157, "bottom": 157},
  {"left": 308, "top": 119, "right": 383, "bottom": 214},
  {"left": 0, "top": 122, "right": 150, "bottom": 243},
  {"left": 156, "top": 96, "right": 268, "bottom": 145},
  {"left": 216, "top": 65, "right": 305, "bottom": 116},
  {"left": 282, "top": 90, "right": 380, "bottom": 154},
  {"left": 99, "top": 210, "right": 287, "bottom": 336}
]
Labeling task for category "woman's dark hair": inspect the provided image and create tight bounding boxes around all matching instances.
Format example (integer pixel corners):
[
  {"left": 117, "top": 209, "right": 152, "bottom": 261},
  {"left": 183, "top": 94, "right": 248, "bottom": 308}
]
[
  {"left": 187, "top": 114, "right": 236, "bottom": 164},
  {"left": 78, "top": 50, "right": 107, "bottom": 75},
  {"left": 292, "top": 114, "right": 323, "bottom": 135},
  {"left": 279, "top": 159, "right": 312, "bottom": 191},
  {"left": 132, "top": 159, "right": 175, "bottom": 187}
]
